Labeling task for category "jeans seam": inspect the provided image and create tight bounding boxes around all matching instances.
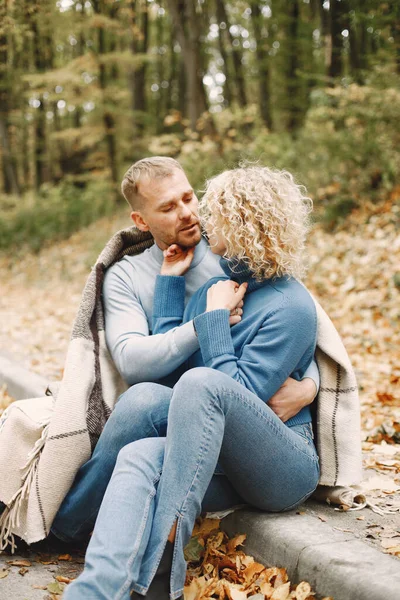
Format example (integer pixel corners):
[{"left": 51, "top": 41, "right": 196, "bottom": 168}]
[
  {"left": 218, "top": 386, "right": 318, "bottom": 463},
  {"left": 115, "top": 470, "right": 161, "bottom": 600},
  {"left": 135, "top": 403, "right": 213, "bottom": 595},
  {"left": 168, "top": 396, "right": 217, "bottom": 596}
]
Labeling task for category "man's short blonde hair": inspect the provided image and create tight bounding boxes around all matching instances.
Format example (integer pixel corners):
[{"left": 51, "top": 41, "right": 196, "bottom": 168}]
[{"left": 121, "top": 157, "right": 184, "bottom": 209}]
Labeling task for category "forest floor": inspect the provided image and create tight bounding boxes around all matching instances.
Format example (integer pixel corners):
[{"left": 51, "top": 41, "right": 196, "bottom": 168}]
[{"left": 0, "top": 191, "right": 399, "bottom": 598}]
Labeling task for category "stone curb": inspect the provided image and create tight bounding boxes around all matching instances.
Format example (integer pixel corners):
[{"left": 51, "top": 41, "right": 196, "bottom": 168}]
[
  {"left": 221, "top": 508, "right": 400, "bottom": 600},
  {"left": 0, "top": 353, "right": 48, "bottom": 400}
]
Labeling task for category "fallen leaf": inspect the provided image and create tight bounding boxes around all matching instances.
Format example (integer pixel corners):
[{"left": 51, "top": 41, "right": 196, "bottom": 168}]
[
  {"left": 318, "top": 514, "right": 328, "bottom": 522},
  {"left": 227, "top": 534, "right": 247, "bottom": 554},
  {"left": 0, "top": 570, "right": 9, "bottom": 579},
  {"left": 192, "top": 518, "right": 220, "bottom": 537},
  {"left": 7, "top": 559, "right": 31, "bottom": 567},
  {"left": 184, "top": 576, "right": 206, "bottom": 600},
  {"left": 184, "top": 535, "right": 204, "bottom": 562},
  {"left": 295, "top": 581, "right": 314, "bottom": 600},
  {"left": 381, "top": 537, "right": 400, "bottom": 549},
  {"left": 258, "top": 579, "right": 275, "bottom": 596},
  {"left": 56, "top": 575, "right": 73, "bottom": 583},
  {"left": 18, "top": 567, "right": 29, "bottom": 576},
  {"left": 242, "top": 561, "right": 266, "bottom": 583},
  {"left": 32, "top": 585, "right": 48, "bottom": 589},
  {"left": 271, "top": 581, "right": 291, "bottom": 600},
  {"left": 229, "top": 588, "right": 248, "bottom": 600},
  {"left": 58, "top": 553, "right": 72, "bottom": 561},
  {"left": 47, "top": 581, "right": 64, "bottom": 594}
]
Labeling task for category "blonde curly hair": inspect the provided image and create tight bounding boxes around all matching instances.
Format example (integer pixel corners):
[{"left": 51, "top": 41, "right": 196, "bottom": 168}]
[{"left": 200, "top": 165, "right": 312, "bottom": 280}]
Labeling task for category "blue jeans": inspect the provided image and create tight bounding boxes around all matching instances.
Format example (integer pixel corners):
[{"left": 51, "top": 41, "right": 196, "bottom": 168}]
[
  {"left": 52, "top": 380, "right": 241, "bottom": 542},
  {"left": 63, "top": 368, "right": 319, "bottom": 600}
]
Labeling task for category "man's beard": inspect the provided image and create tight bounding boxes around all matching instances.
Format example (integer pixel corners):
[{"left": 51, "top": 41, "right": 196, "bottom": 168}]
[{"left": 174, "top": 224, "right": 202, "bottom": 249}]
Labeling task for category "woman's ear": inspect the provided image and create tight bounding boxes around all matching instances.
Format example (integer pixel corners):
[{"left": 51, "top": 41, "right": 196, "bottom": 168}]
[{"left": 131, "top": 211, "right": 150, "bottom": 232}]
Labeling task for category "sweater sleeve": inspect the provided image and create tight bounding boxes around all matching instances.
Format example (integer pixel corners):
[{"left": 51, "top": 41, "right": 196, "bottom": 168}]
[
  {"left": 193, "top": 299, "right": 317, "bottom": 403},
  {"left": 103, "top": 268, "right": 199, "bottom": 386},
  {"left": 152, "top": 275, "right": 186, "bottom": 335},
  {"left": 302, "top": 359, "right": 320, "bottom": 394}
]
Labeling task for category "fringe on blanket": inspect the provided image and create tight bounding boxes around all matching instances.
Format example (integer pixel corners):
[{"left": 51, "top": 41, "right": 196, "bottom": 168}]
[{"left": 0, "top": 421, "right": 50, "bottom": 551}]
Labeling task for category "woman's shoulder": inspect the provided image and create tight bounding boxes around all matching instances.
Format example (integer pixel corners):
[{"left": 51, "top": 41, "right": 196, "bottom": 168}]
[{"left": 253, "top": 277, "right": 316, "bottom": 317}]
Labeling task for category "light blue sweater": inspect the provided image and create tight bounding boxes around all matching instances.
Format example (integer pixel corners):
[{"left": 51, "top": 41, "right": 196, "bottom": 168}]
[{"left": 153, "top": 258, "right": 318, "bottom": 427}]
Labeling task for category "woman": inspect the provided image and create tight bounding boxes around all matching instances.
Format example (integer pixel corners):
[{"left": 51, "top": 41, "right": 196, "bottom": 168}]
[{"left": 64, "top": 165, "right": 319, "bottom": 600}]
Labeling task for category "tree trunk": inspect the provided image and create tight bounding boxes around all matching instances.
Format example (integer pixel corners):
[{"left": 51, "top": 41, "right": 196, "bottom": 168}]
[
  {"left": 0, "top": 1, "right": 20, "bottom": 195},
  {"left": 216, "top": 0, "right": 247, "bottom": 107},
  {"left": 250, "top": 2, "right": 273, "bottom": 130},
  {"left": 93, "top": 0, "right": 119, "bottom": 196},
  {"left": 130, "top": 0, "right": 149, "bottom": 133},
  {"left": 215, "top": 0, "right": 233, "bottom": 107},
  {"left": 285, "top": 0, "right": 304, "bottom": 133},
  {"left": 166, "top": 0, "right": 208, "bottom": 131},
  {"left": 329, "top": 0, "right": 346, "bottom": 81},
  {"left": 318, "top": 0, "right": 332, "bottom": 71}
]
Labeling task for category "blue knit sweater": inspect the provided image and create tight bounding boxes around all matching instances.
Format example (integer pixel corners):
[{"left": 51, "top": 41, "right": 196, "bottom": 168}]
[{"left": 153, "top": 258, "right": 318, "bottom": 427}]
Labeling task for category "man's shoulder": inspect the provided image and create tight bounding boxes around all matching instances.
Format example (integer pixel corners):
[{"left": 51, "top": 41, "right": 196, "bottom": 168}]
[{"left": 103, "top": 249, "right": 158, "bottom": 297}]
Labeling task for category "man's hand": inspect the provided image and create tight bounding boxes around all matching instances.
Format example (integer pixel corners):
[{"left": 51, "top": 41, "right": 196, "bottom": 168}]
[
  {"left": 268, "top": 377, "right": 317, "bottom": 423},
  {"left": 161, "top": 244, "right": 195, "bottom": 276}
]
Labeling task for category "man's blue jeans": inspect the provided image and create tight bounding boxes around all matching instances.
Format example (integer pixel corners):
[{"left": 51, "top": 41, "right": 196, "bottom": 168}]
[{"left": 63, "top": 368, "right": 319, "bottom": 600}]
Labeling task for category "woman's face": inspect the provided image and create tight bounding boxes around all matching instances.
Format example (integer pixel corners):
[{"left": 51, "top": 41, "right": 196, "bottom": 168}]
[{"left": 206, "top": 220, "right": 227, "bottom": 256}]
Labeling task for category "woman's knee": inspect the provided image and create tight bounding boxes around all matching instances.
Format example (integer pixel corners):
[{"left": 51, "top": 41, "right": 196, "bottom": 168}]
[
  {"left": 172, "top": 367, "right": 228, "bottom": 411},
  {"left": 176, "top": 367, "right": 224, "bottom": 390}
]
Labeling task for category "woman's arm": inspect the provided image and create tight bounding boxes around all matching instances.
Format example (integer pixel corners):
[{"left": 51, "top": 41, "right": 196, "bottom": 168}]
[
  {"left": 152, "top": 275, "right": 186, "bottom": 335},
  {"left": 194, "top": 291, "right": 317, "bottom": 403}
]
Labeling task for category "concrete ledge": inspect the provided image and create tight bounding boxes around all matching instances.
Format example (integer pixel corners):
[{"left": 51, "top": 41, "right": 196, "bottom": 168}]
[
  {"left": 0, "top": 353, "right": 48, "bottom": 400},
  {"left": 222, "top": 508, "right": 400, "bottom": 600}
]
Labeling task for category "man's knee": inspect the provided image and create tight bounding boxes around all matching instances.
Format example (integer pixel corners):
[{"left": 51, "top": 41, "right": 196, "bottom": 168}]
[
  {"left": 114, "top": 382, "right": 169, "bottom": 423},
  {"left": 116, "top": 438, "right": 165, "bottom": 472}
]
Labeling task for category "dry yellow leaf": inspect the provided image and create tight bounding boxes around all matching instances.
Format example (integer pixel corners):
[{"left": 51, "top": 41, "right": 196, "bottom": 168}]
[
  {"left": 227, "top": 534, "right": 246, "bottom": 554},
  {"left": 184, "top": 575, "right": 206, "bottom": 600},
  {"left": 271, "top": 581, "right": 291, "bottom": 600},
  {"left": 7, "top": 559, "right": 31, "bottom": 568},
  {"left": 228, "top": 588, "right": 247, "bottom": 600},
  {"left": 192, "top": 518, "right": 221, "bottom": 537},
  {"left": 295, "top": 581, "right": 314, "bottom": 600}
]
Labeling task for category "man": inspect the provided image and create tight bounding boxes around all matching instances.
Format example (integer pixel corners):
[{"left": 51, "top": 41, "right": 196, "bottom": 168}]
[{"left": 51, "top": 156, "right": 318, "bottom": 543}]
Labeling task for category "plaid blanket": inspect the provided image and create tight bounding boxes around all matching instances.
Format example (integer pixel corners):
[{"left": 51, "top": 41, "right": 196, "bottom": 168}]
[{"left": 0, "top": 227, "right": 363, "bottom": 549}]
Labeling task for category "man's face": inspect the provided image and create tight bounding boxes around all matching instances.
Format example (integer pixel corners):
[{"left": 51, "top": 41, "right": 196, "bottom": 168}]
[{"left": 131, "top": 169, "right": 202, "bottom": 250}]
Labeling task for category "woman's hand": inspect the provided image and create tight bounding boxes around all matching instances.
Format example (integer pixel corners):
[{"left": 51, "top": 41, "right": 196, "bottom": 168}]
[
  {"left": 206, "top": 280, "right": 247, "bottom": 325},
  {"left": 160, "top": 244, "right": 195, "bottom": 276}
]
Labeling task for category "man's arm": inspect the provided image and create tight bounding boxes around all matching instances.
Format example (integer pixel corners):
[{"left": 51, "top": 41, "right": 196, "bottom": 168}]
[
  {"left": 267, "top": 361, "right": 319, "bottom": 423},
  {"left": 103, "top": 267, "right": 199, "bottom": 385}
]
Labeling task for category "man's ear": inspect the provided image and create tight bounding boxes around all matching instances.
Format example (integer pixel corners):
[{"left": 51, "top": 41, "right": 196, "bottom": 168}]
[{"left": 131, "top": 211, "right": 150, "bottom": 232}]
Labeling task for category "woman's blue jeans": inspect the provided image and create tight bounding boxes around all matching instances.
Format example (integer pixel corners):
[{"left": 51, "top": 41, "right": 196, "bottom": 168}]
[{"left": 63, "top": 368, "right": 319, "bottom": 600}]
